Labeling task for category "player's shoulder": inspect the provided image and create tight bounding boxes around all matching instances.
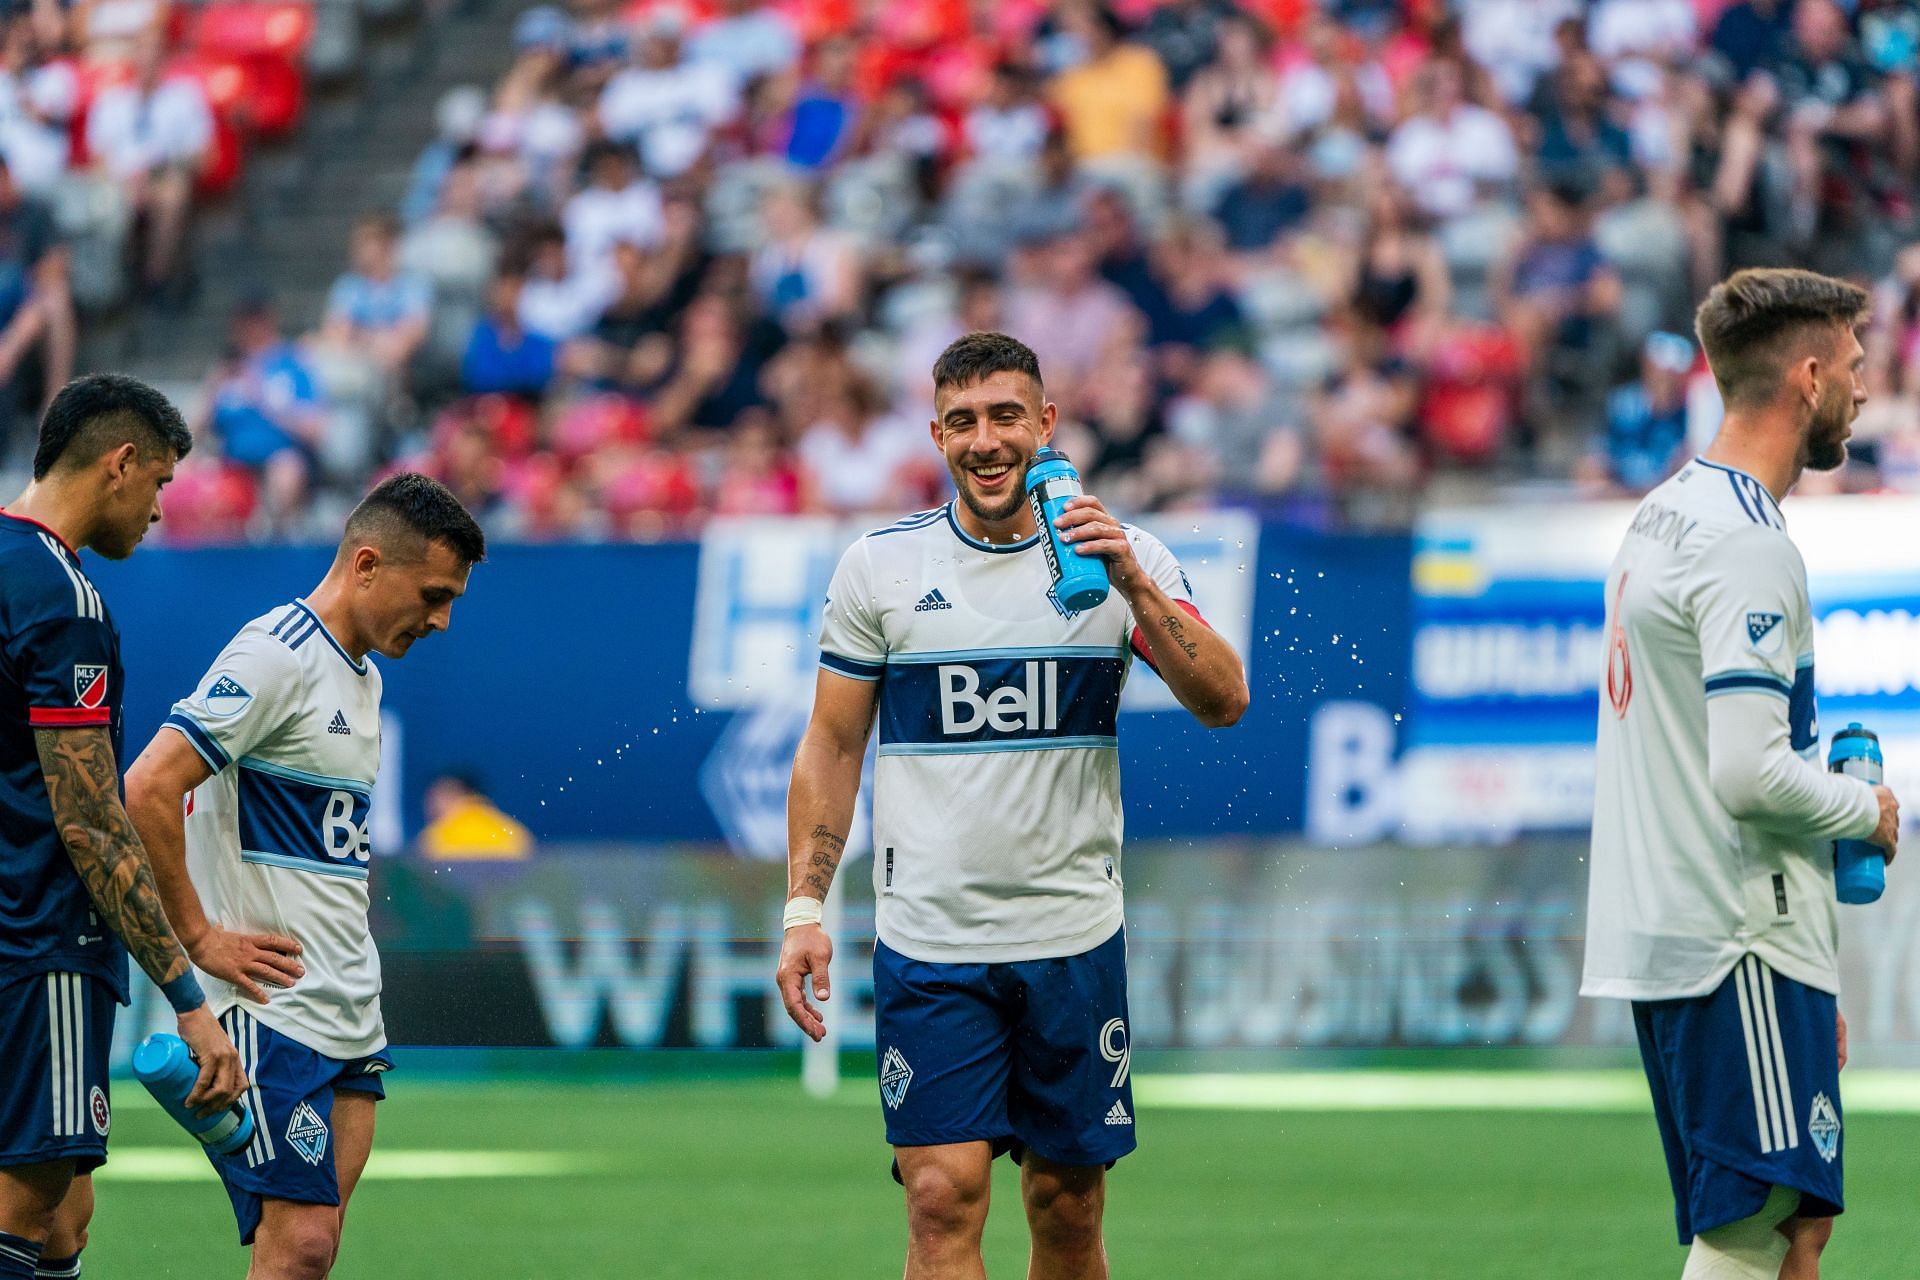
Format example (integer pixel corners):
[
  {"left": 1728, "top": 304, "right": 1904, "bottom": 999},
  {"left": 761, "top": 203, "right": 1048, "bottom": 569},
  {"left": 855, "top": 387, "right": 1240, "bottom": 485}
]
[
  {"left": 1662, "top": 458, "right": 1789, "bottom": 537},
  {"left": 858, "top": 505, "right": 949, "bottom": 545},
  {"left": 0, "top": 513, "right": 103, "bottom": 627},
  {"left": 212, "top": 603, "right": 316, "bottom": 681}
]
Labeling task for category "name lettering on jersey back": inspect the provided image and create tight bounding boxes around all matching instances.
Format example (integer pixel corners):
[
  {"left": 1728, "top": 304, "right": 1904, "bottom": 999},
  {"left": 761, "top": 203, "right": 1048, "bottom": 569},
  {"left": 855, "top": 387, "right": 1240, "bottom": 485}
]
[
  {"left": 1627, "top": 502, "right": 1698, "bottom": 552},
  {"left": 939, "top": 662, "right": 1059, "bottom": 734}
]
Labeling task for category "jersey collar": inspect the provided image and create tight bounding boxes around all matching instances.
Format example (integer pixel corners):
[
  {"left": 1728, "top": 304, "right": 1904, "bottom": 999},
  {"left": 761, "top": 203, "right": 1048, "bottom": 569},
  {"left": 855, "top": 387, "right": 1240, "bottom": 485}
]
[
  {"left": 1692, "top": 457, "right": 1786, "bottom": 528},
  {"left": 293, "top": 599, "right": 369, "bottom": 675},
  {"left": 943, "top": 501, "right": 1041, "bottom": 554},
  {"left": 0, "top": 508, "right": 79, "bottom": 559}
]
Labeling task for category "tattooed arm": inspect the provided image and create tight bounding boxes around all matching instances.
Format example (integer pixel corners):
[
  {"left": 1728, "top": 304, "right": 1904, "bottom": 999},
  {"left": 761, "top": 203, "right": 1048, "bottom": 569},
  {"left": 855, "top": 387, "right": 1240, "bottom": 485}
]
[
  {"left": 36, "top": 725, "right": 248, "bottom": 1110},
  {"left": 774, "top": 668, "right": 878, "bottom": 1042}
]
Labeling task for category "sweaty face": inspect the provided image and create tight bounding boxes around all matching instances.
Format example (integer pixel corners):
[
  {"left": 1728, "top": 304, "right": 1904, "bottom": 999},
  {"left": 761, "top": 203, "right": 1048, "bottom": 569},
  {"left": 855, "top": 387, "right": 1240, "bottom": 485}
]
[
  {"left": 360, "top": 540, "right": 472, "bottom": 659},
  {"left": 96, "top": 450, "right": 175, "bottom": 560},
  {"left": 1802, "top": 329, "right": 1867, "bottom": 473},
  {"left": 932, "top": 372, "right": 1052, "bottom": 526}
]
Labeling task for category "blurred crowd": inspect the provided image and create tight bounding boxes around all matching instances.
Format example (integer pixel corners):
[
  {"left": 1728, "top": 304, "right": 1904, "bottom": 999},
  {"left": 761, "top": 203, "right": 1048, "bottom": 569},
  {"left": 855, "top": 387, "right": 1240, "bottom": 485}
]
[{"left": 47, "top": 0, "right": 1920, "bottom": 538}]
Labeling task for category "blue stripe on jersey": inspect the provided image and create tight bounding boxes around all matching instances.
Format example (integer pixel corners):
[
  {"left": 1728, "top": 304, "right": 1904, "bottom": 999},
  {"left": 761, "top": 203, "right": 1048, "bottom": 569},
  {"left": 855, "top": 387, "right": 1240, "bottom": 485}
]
[
  {"left": 878, "top": 653, "right": 1123, "bottom": 749},
  {"left": 1788, "top": 661, "right": 1817, "bottom": 754},
  {"left": 944, "top": 503, "right": 1041, "bottom": 554},
  {"left": 164, "top": 711, "right": 231, "bottom": 771},
  {"left": 878, "top": 734, "right": 1119, "bottom": 757},
  {"left": 285, "top": 620, "right": 318, "bottom": 650},
  {"left": 820, "top": 651, "right": 883, "bottom": 681},
  {"left": 890, "top": 645, "right": 1129, "bottom": 665},
  {"left": 1695, "top": 459, "right": 1783, "bottom": 528},
  {"left": 235, "top": 761, "right": 372, "bottom": 879},
  {"left": 1703, "top": 671, "right": 1792, "bottom": 698},
  {"left": 268, "top": 608, "right": 300, "bottom": 639},
  {"left": 289, "top": 601, "right": 368, "bottom": 674},
  {"left": 867, "top": 509, "right": 947, "bottom": 539},
  {"left": 237, "top": 754, "right": 372, "bottom": 797}
]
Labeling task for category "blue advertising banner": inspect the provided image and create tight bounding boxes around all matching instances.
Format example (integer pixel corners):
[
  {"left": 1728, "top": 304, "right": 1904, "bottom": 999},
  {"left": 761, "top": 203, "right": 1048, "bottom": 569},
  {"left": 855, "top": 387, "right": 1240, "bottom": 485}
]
[{"left": 89, "top": 518, "right": 1413, "bottom": 847}]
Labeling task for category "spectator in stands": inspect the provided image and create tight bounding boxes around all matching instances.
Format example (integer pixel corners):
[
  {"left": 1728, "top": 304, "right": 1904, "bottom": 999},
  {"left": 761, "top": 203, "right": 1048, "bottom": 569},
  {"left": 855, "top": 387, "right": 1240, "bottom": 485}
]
[
  {"left": 519, "top": 221, "right": 615, "bottom": 342},
  {"left": 1347, "top": 183, "right": 1451, "bottom": 359},
  {"left": 401, "top": 86, "right": 487, "bottom": 226},
  {"left": 418, "top": 772, "right": 533, "bottom": 861},
  {"left": 0, "top": 154, "right": 70, "bottom": 437},
  {"left": 85, "top": 32, "right": 213, "bottom": 300},
  {"left": 463, "top": 269, "right": 558, "bottom": 398},
  {"left": 0, "top": 25, "right": 76, "bottom": 195},
  {"left": 649, "top": 292, "right": 767, "bottom": 432},
  {"left": 1386, "top": 56, "right": 1520, "bottom": 222},
  {"left": 1137, "top": 0, "right": 1234, "bottom": 92},
  {"left": 1311, "top": 319, "right": 1423, "bottom": 502},
  {"left": 562, "top": 0, "right": 631, "bottom": 88},
  {"left": 1179, "top": 12, "right": 1275, "bottom": 214},
  {"left": 784, "top": 34, "right": 860, "bottom": 171},
  {"left": 1212, "top": 133, "right": 1311, "bottom": 259},
  {"left": 1775, "top": 0, "right": 1890, "bottom": 257},
  {"left": 321, "top": 213, "right": 433, "bottom": 382},
  {"left": 598, "top": 8, "right": 738, "bottom": 180},
  {"left": 747, "top": 180, "right": 858, "bottom": 331},
  {"left": 962, "top": 62, "right": 1048, "bottom": 172},
  {"left": 794, "top": 368, "right": 941, "bottom": 516},
  {"left": 686, "top": 0, "right": 800, "bottom": 88},
  {"left": 1582, "top": 328, "right": 1693, "bottom": 493},
  {"left": 201, "top": 291, "right": 324, "bottom": 533},
  {"left": 713, "top": 411, "right": 804, "bottom": 515},
  {"left": 562, "top": 139, "right": 664, "bottom": 282},
  {"left": 1049, "top": 4, "right": 1170, "bottom": 190},
  {"left": 1004, "top": 222, "right": 1137, "bottom": 410},
  {"left": 1168, "top": 345, "right": 1304, "bottom": 498}
]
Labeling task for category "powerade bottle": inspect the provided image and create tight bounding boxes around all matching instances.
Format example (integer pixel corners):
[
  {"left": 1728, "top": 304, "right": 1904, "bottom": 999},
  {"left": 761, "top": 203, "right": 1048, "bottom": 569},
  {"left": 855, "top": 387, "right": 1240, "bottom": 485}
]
[
  {"left": 1025, "top": 447, "right": 1109, "bottom": 612},
  {"left": 133, "top": 1033, "right": 254, "bottom": 1155},
  {"left": 1829, "top": 723, "right": 1886, "bottom": 905}
]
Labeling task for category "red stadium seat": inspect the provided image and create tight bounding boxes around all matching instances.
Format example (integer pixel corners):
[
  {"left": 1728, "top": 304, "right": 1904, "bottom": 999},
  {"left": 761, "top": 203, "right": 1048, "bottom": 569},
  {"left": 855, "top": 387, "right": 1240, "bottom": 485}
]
[{"left": 190, "top": 3, "right": 314, "bottom": 61}]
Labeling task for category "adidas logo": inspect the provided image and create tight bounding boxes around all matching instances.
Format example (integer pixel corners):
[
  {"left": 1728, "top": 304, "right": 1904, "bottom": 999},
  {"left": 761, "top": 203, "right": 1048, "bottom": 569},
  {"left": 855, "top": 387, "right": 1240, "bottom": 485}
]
[
  {"left": 326, "top": 711, "right": 352, "bottom": 736},
  {"left": 1104, "top": 1099, "right": 1132, "bottom": 1127},
  {"left": 913, "top": 588, "right": 954, "bottom": 613}
]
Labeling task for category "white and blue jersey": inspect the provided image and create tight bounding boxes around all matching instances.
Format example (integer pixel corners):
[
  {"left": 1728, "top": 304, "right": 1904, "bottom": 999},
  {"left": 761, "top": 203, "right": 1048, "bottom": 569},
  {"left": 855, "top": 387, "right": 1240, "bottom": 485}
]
[
  {"left": 818, "top": 501, "right": 1197, "bottom": 964},
  {"left": 164, "top": 600, "right": 385, "bottom": 1060}
]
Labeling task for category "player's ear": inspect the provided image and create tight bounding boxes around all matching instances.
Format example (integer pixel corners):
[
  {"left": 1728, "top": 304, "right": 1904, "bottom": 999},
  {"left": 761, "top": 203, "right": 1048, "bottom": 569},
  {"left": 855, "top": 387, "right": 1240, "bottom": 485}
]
[
  {"left": 1038, "top": 400, "right": 1057, "bottom": 444},
  {"left": 104, "top": 441, "right": 138, "bottom": 486},
  {"left": 352, "top": 544, "right": 381, "bottom": 583}
]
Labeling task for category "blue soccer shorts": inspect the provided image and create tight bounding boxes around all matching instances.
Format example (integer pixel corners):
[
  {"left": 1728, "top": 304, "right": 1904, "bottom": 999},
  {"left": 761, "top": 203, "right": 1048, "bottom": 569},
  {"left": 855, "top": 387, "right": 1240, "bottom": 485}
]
[
  {"left": 0, "top": 973, "right": 117, "bottom": 1172},
  {"left": 872, "top": 924, "right": 1136, "bottom": 1175},
  {"left": 208, "top": 1006, "right": 392, "bottom": 1244},
  {"left": 1634, "top": 953, "right": 1843, "bottom": 1244}
]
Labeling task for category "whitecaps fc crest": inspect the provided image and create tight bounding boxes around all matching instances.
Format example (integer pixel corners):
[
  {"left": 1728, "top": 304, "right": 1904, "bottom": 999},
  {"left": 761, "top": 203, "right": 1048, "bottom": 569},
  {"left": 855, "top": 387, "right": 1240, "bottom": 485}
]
[
  {"left": 878, "top": 1047, "right": 913, "bottom": 1110},
  {"left": 1808, "top": 1092, "right": 1841, "bottom": 1163},
  {"left": 286, "top": 1100, "right": 330, "bottom": 1165}
]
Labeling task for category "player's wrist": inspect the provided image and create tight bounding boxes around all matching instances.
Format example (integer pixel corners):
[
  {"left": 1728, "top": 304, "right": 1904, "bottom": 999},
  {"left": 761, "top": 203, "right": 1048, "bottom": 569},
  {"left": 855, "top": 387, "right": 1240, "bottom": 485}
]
[
  {"left": 161, "top": 969, "right": 206, "bottom": 1014},
  {"left": 783, "top": 896, "right": 825, "bottom": 931}
]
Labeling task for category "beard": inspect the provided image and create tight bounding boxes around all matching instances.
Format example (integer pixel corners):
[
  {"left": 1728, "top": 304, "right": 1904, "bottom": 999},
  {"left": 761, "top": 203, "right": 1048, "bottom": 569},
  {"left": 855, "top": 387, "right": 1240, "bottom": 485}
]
[
  {"left": 950, "top": 456, "right": 1030, "bottom": 525},
  {"left": 1802, "top": 384, "right": 1854, "bottom": 472}
]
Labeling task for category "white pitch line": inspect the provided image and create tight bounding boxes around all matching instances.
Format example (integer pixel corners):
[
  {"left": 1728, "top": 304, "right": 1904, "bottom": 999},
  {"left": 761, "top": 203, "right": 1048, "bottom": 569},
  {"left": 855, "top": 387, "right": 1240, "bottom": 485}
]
[
  {"left": 95, "top": 1149, "right": 605, "bottom": 1183},
  {"left": 1131, "top": 1070, "right": 1920, "bottom": 1114}
]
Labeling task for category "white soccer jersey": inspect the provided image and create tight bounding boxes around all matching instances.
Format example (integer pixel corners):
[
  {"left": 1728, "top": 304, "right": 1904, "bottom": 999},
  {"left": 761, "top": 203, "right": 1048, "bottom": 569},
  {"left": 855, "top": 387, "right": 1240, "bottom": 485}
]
[
  {"left": 164, "top": 600, "right": 386, "bottom": 1059},
  {"left": 819, "top": 502, "right": 1197, "bottom": 964},
  {"left": 1581, "top": 459, "right": 1880, "bottom": 1002}
]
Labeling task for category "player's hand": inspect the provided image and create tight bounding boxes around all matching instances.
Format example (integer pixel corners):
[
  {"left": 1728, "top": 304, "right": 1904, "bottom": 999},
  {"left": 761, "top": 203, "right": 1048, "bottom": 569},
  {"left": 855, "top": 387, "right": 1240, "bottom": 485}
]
[
  {"left": 1870, "top": 785, "right": 1900, "bottom": 865},
  {"left": 189, "top": 924, "right": 304, "bottom": 1003},
  {"left": 177, "top": 1005, "right": 248, "bottom": 1116},
  {"left": 1053, "top": 495, "right": 1142, "bottom": 590},
  {"left": 1837, "top": 1009, "right": 1849, "bottom": 1071},
  {"left": 776, "top": 924, "right": 833, "bottom": 1043}
]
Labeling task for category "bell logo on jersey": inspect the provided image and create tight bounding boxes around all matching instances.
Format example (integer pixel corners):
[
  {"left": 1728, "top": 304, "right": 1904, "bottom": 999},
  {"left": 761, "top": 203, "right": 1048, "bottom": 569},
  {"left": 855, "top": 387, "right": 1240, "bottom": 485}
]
[
  {"left": 939, "top": 661, "right": 1059, "bottom": 734},
  {"left": 323, "top": 790, "right": 372, "bottom": 865},
  {"left": 72, "top": 664, "right": 107, "bottom": 709}
]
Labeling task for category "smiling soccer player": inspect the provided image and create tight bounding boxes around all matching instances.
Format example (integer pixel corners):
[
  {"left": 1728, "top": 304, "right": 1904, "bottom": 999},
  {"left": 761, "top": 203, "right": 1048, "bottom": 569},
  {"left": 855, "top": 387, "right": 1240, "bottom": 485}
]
[{"left": 775, "top": 332, "right": 1248, "bottom": 1280}]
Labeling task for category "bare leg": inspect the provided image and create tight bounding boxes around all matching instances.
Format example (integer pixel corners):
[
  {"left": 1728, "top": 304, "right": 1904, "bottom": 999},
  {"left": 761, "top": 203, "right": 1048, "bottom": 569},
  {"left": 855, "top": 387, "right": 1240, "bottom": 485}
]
[
  {"left": 1021, "top": 1153, "right": 1107, "bottom": 1280},
  {"left": 42, "top": 1173, "right": 91, "bottom": 1260},
  {"left": 896, "top": 1142, "right": 992, "bottom": 1280},
  {"left": 0, "top": 1161, "right": 72, "bottom": 1246},
  {"left": 1778, "top": 1214, "right": 1832, "bottom": 1279}
]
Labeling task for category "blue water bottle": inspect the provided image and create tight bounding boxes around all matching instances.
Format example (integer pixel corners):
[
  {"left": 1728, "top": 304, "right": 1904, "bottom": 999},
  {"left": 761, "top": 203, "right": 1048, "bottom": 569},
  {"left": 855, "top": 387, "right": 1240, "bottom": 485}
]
[
  {"left": 1025, "top": 447, "right": 1109, "bottom": 612},
  {"left": 1829, "top": 723, "right": 1887, "bottom": 905},
  {"left": 133, "top": 1033, "right": 254, "bottom": 1155}
]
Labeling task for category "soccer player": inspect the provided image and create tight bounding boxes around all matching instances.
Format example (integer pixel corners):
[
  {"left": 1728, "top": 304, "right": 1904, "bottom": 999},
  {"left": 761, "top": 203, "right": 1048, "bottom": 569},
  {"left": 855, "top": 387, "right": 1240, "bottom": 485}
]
[
  {"left": 775, "top": 332, "right": 1248, "bottom": 1279},
  {"left": 1582, "top": 269, "right": 1901, "bottom": 1280},
  {"left": 1, "top": 375, "right": 248, "bottom": 1280},
  {"left": 123, "top": 474, "right": 484, "bottom": 1280}
]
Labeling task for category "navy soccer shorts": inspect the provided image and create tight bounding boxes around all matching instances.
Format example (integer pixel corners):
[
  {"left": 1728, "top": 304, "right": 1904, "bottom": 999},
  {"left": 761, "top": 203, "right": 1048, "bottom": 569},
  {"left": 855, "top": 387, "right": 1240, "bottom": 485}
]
[
  {"left": 0, "top": 973, "right": 117, "bottom": 1172},
  {"left": 872, "top": 925, "right": 1136, "bottom": 1174},
  {"left": 208, "top": 1007, "right": 392, "bottom": 1244},
  {"left": 1634, "top": 953, "right": 1843, "bottom": 1244}
]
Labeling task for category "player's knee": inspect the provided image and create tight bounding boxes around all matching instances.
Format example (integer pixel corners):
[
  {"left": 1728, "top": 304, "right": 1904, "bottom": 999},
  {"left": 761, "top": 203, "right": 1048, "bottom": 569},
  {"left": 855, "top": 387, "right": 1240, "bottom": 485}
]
[
  {"left": 1023, "top": 1168, "right": 1104, "bottom": 1254},
  {"left": 902, "top": 1163, "right": 988, "bottom": 1243},
  {"left": 267, "top": 1215, "right": 341, "bottom": 1280}
]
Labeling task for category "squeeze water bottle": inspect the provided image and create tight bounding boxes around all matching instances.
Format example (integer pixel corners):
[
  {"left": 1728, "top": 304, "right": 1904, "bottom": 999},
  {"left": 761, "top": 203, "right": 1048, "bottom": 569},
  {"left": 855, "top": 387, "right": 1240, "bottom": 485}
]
[
  {"left": 1829, "top": 723, "right": 1887, "bottom": 905},
  {"left": 133, "top": 1033, "right": 255, "bottom": 1155},
  {"left": 1025, "top": 447, "right": 1109, "bottom": 612}
]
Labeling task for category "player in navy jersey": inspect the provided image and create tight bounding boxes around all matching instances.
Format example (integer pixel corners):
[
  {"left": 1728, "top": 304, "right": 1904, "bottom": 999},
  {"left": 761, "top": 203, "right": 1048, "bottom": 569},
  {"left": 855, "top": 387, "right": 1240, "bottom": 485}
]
[
  {"left": 0, "top": 375, "right": 250, "bottom": 1280},
  {"left": 775, "top": 333, "right": 1249, "bottom": 1279}
]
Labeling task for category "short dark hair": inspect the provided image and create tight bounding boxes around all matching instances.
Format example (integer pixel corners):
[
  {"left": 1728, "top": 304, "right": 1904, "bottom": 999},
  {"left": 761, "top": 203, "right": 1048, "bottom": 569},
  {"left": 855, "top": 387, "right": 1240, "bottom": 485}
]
[
  {"left": 931, "top": 331, "right": 1044, "bottom": 401},
  {"left": 33, "top": 374, "right": 192, "bottom": 480},
  {"left": 1694, "top": 268, "right": 1869, "bottom": 410},
  {"left": 343, "top": 473, "right": 487, "bottom": 566}
]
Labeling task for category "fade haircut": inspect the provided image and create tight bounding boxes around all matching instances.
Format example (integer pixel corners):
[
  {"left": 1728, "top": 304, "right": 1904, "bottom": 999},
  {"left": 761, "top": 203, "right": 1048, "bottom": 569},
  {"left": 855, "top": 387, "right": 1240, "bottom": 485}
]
[
  {"left": 931, "top": 332, "right": 1045, "bottom": 403},
  {"left": 342, "top": 473, "right": 487, "bottom": 566},
  {"left": 33, "top": 374, "right": 192, "bottom": 480},
  {"left": 1694, "top": 268, "right": 1869, "bottom": 411}
]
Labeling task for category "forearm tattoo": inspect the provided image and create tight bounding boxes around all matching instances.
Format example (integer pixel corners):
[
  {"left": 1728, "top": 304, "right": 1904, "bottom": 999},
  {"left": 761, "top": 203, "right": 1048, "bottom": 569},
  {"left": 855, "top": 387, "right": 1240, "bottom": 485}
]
[
  {"left": 35, "top": 727, "right": 191, "bottom": 986},
  {"left": 797, "top": 825, "right": 846, "bottom": 899},
  {"left": 1159, "top": 613, "right": 1200, "bottom": 663}
]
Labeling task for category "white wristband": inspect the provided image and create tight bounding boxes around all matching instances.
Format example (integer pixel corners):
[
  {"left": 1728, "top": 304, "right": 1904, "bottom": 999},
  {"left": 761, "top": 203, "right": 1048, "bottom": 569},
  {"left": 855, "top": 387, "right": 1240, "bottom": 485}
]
[{"left": 783, "top": 896, "right": 824, "bottom": 931}]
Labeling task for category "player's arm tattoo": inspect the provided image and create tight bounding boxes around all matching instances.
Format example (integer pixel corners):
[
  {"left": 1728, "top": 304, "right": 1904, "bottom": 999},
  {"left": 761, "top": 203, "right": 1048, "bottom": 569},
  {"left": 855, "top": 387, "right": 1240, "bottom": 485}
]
[
  {"left": 1158, "top": 612, "right": 1200, "bottom": 663},
  {"left": 798, "top": 825, "right": 846, "bottom": 899},
  {"left": 35, "top": 726, "right": 193, "bottom": 986}
]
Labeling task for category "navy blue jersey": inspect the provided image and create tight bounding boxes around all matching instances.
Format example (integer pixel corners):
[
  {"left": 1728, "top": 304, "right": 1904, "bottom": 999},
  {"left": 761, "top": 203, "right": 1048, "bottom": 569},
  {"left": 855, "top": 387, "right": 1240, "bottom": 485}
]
[{"left": 0, "top": 510, "right": 129, "bottom": 1000}]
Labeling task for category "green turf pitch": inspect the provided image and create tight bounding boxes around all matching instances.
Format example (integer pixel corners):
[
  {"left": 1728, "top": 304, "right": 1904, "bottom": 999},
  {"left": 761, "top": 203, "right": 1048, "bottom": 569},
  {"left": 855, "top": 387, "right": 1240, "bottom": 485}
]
[{"left": 87, "top": 1078, "right": 1920, "bottom": 1278}]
